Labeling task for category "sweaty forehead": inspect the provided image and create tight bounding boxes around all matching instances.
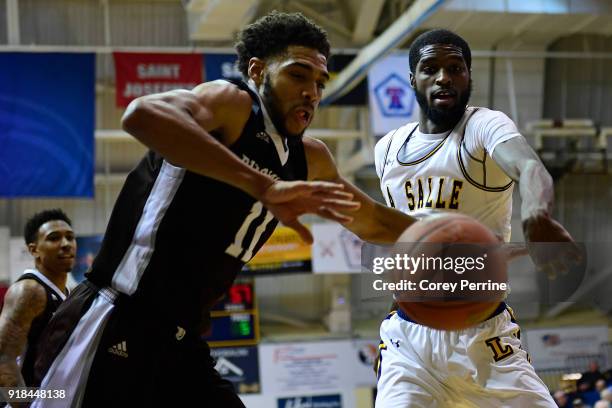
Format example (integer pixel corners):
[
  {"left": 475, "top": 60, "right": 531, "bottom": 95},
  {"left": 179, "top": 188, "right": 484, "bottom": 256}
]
[
  {"left": 38, "top": 220, "right": 72, "bottom": 237},
  {"left": 281, "top": 45, "right": 328, "bottom": 71},
  {"left": 417, "top": 44, "right": 465, "bottom": 63}
]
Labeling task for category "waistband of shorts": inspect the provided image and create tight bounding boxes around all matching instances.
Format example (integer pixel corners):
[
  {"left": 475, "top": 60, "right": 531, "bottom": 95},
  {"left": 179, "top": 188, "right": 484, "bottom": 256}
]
[
  {"left": 396, "top": 301, "right": 507, "bottom": 326},
  {"left": 84, "top": 280, "right": 120, "bottom": 303},
  {"left": 83, "top": 280, "right": 201, "bottom": 335}
]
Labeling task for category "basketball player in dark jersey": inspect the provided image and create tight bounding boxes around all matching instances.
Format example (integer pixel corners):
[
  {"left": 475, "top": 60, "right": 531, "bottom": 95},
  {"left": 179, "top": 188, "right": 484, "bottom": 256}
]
[
  {"left": 0, "top": 209, "right": 75, "bottom": 398},
  {"left": 31, "top": 12, "right": 417, "bottom": 408}
]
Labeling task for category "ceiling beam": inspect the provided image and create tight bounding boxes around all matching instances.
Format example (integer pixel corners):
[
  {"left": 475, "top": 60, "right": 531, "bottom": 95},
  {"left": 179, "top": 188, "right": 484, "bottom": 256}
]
[
  {"left": 351, "top": 0, "right": 386, "bottom": 44},
  {"left": 6, "top": 0, "right": 20, "bottom": 45},
  {"left": 322, "top": 0, "right": 447, "bottom": 104},
  {"left": 512, "top": 13, "right": 542, "bottom": 37},
  {"left": 568, "top": 14, "right": 599, "bottom": 34},
  {"left": 336, "top": 0, "right": 355, "bottom": 30},
  {"left": 291, "top": 1, "right": 353, "bottom": 40},
  {"left": 450, "top": 10, "right": 474, "bottom": 33}
]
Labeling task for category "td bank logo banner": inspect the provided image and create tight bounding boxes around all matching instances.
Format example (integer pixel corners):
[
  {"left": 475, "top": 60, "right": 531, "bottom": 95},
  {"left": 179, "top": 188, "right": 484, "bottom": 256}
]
[{"left": 277, "top": 394, "right": 342, "bottom": 408}]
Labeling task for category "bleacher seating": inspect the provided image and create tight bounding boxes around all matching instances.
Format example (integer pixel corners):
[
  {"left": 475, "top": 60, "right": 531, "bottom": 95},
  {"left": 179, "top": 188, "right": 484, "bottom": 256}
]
[{"left": 525, "top": 118, "right": 608, "bottom": 173}]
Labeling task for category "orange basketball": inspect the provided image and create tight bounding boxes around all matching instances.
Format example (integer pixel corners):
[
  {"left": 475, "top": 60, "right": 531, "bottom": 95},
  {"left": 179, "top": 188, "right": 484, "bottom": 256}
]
[{"left": 391, "top": 213, "right": 508, "bottom": 330}]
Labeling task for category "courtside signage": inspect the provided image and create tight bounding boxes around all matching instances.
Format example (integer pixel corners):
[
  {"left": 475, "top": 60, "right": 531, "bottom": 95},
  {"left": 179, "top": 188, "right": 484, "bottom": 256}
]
[
  {"left": 113, "top": 52, "right": 202, "bottom": 107},
  {"left": 367, "top": 52, "right": 420, "bottom": 135},
  {"left": 277, "top": 394, "right": 342, "bottom": 408}
]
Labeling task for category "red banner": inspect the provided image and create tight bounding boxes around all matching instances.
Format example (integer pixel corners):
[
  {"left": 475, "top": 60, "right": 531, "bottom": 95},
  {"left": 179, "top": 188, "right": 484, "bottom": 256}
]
[{"left": 113, "top": 52, "right": 203, "bottom": 107}]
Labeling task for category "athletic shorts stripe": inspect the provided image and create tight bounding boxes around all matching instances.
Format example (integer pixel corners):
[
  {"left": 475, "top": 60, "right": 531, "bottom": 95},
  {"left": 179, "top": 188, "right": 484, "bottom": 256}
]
[
  {"left": 111, "top": 160, "right": 185, "bottom": 295},
  {"left": 32, "top": 288, "right": 118, "bottom": 408}
]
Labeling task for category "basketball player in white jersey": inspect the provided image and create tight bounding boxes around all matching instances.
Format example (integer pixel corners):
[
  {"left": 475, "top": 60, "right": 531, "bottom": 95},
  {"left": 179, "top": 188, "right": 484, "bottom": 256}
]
[{"left": 373, "top": 29, "right": 575, "bottom": 407}]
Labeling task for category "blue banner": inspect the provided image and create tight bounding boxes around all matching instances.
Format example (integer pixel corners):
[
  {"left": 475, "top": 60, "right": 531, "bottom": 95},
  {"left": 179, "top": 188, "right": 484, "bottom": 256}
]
[
  {"left": 73, "top": 234, "right": 104, "bottom": 283},
  {"left": 0, "top": 53, "right": 95, "bottom": 197},
  {"left": 204, "top": 53, "right": 242, "bottom": 81},
  {"left": 203, "top": 53, "right": 367, "bottom": 105}
]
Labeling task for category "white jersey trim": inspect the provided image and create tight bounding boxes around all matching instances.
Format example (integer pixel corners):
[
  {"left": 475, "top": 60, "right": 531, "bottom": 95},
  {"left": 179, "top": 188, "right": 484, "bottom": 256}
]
[
  {"left": 33, "top": 292, "right": 116, "bottom": 408},
  {"left": 247, "top": 80, "right": 289, "bottom": 165},
  {"left": 22, "top": 269, "right": 67, "bottom": 301},
  {"left": 111, "top": 160, "right": 185, "bottom": 295}
]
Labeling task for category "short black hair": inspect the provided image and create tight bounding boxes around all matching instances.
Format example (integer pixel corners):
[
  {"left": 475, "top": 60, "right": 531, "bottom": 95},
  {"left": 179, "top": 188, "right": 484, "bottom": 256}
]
[
  {"left": 24, "top": 208, "right": 72, "bottom": 245},
  {"left": 409, "top": 29, "right": 471, "bottom": 73},
  {"left": 235, "top": 11, "right": 330, "bottom": 78}
]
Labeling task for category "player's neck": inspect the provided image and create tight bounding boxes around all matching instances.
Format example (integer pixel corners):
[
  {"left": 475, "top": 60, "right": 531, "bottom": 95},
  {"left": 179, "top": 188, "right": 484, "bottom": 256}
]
[
  {"left": 418, "top": 114, "right": 455, "bottom": 134},
  {"left": 36, "top": 262, "right": 68, "bottom": 293}
]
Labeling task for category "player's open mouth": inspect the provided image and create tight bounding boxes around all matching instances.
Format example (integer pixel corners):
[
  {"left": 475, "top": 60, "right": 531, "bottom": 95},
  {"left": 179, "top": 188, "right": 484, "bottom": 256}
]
[
  {"left": 295, "top": 108, "right": 312, "bottom": 125},
  {"left": 432, "top": 90, "right": 457, "bottom": 107},
  {"left": 432, "top": 90, "right": 456, "bottom": 101}
]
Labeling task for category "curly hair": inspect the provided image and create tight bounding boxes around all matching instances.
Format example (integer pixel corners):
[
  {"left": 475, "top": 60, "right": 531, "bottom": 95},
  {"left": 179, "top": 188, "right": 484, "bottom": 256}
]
[
  {"left": 235, "top": 11, "right": 330, "bottom": 78},
  {"left": 409, "top": 29, "right": 471, "bottom": 73},
  {"left": 24, "top": 208, "right": 72, "bottom": 244}
]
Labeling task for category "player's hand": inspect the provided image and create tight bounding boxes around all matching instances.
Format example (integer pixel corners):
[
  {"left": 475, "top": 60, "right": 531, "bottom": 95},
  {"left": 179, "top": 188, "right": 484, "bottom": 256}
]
[
  {"left": 260, "top": 180, "right": 361, "bottom": 243},
  {"left": 523, "top": 212, "right": 582, "bottom": 279}
]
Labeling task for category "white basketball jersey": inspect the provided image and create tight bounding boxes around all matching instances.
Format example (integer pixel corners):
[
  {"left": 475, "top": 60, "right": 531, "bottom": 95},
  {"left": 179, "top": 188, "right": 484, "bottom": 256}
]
[{"left": 375, "top": 107, "right": 522, "bottom": 241}]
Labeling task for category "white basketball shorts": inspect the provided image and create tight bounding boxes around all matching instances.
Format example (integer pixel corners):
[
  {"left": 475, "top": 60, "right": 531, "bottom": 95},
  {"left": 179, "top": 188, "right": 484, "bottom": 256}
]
[{"left": 375, "top": 304, "right": 556, "bottom": 408}]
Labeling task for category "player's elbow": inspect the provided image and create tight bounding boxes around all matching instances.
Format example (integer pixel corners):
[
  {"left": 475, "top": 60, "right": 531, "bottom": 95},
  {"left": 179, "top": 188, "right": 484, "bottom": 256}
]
[
  {"left": 520, "top": 159, "right": 553, "bottom": 186},
  {"left": 121, "top": 96, "right": 155, "bottom": 135}
]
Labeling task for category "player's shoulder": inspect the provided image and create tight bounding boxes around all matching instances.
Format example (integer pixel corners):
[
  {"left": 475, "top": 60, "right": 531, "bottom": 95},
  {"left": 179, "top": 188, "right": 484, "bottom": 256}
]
[
  {"left": 375, "top": 122, "right": 417, "bottom": 155},
  {"left": 302, "top": 136, "right": 336, "bottom": 180},
  {"left": 302, "top": 136, "right": 330, "bottom": 164},
  {"left": 467, "top": 106, "right": 515, "bottom": 127},
  {"left": 192, "top": 79, "right": 253, "bottom": 111},
  {"left": 3, "top": 278, "right": 47, "bottom": 311},
  {"left": 302, "top": 135, "right": 328, "bottom": 152},
  {"left": 191, "top": 79, "right": 254, "bottom": 140}
]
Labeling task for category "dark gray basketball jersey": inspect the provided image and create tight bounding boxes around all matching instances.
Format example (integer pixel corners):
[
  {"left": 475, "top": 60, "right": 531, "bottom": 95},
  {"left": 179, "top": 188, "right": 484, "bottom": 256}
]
[{"left": 86, "top": 80, "right": 307, "bottom": 329}]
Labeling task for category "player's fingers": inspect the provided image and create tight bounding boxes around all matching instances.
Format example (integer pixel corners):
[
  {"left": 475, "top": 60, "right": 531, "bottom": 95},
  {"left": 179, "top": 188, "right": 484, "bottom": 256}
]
[
  {"left": 284, "top": 220, "right": 313, "bottom": 244},
  {"left": 537, "top": 263, "right": 557, "bottom": 280},
  {"left": 556, "top": 262, "right": 569, "bottom": 277},
  {"left": 317, "top": 206, "right": 354, "bottom": 224},
  {"left": 566, "top": 242, "right": 583, "bottom": 263},
  {"left": 504, "top": 243, "right": 529, "bottom": 261},
  {"left": 292, "top": 180, "right": 345, "bottom": 195},
  {"left": 312, "top": 190, "right": 354, "bottom": 200},
  {"left": 321, "top": 198, "right": 361, "bottom": 211}
]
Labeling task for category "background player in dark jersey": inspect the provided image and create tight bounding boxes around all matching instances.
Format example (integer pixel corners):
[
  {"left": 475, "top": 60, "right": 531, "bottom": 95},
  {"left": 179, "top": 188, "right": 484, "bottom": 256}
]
[
  {"left": 0, "top": 209, "right": 75, "bottom": 397},
  {"left": 32, "top": 12, "right": 416, "bottom": 408}
]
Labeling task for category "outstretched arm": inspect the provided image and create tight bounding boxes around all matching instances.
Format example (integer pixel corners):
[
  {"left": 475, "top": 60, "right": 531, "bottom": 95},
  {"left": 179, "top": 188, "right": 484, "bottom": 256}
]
[
  {"left": 491, "top": 136, "right": 572, "bottom": 243},
  {"left": 0, "top": 280, "right": 46, "bottom": 394},
  {"left": 122, "top": 81, "right": 358, "bottom": 243},
  {"left": 122, "top": 81, "right": 275, "bottom": 199},
  {"left": 304, "top": 137, "right": 416, "bottom": 244}
]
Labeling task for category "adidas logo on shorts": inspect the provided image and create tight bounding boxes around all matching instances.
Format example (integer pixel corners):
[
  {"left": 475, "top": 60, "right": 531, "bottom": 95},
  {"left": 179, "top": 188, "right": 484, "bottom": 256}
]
[
  {"left": 256, "top": 131, "right": 271, "bottom": 143},
  {"left": 108, "top": 341, "right": 128, "bottom": 358}
]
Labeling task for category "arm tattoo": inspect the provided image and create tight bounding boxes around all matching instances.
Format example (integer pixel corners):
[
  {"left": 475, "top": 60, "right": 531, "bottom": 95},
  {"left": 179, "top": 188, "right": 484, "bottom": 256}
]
[{"left": 0, "top": 280, "right": 47, "bottom": 390}]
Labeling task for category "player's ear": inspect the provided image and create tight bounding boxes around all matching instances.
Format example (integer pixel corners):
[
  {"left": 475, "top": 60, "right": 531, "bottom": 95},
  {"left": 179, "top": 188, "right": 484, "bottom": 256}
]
[
  {"left": 27, "top": 242, "right": 38, "bottom": 258},
  {"left": 248, "top": 58, "right": 265, "bottom": 86},
  {"left": 409, "top": 72, "right": 415, "bottom": 88}
]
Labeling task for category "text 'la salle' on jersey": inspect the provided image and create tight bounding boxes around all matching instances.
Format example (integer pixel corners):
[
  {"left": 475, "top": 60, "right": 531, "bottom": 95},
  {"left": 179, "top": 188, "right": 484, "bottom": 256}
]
[
  {"left": 86, "top": 79, "right": 307, "bottom": 330},
  {"left": 375, "top": 107, "right": 522, "bottom": 241}
]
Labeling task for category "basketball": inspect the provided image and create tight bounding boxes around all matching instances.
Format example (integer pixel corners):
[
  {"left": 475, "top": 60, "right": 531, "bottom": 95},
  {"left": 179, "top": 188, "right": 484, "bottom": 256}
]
[{"left": 391, "top": 213, "right": 508, "bottom": 330}]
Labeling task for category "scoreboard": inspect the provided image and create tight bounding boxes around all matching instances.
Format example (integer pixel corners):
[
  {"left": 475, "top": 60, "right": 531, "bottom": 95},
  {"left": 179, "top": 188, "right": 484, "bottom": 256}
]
[{"left": 205, "top": 278, "right": 259, "bottom": 347}]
